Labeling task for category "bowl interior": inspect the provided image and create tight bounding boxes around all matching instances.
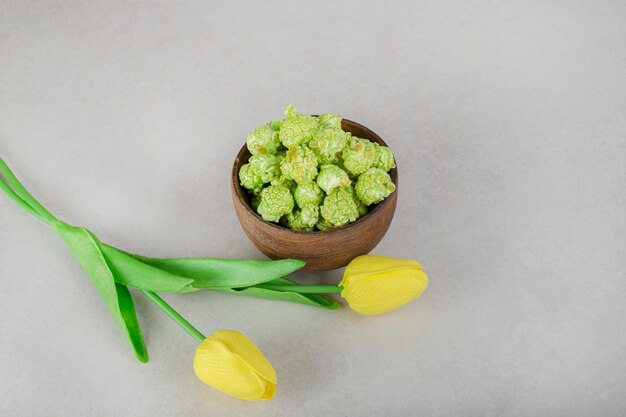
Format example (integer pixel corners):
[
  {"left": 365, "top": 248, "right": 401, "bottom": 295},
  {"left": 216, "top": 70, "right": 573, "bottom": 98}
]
[{"left": 232, "top": 118, "right": 398, "bottom": 235}]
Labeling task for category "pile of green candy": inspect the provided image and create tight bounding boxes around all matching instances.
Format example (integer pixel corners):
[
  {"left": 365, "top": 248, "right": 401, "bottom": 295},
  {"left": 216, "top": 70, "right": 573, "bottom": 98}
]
[{"left": 239, "top": 105, "right": 396, "bottom": 232}]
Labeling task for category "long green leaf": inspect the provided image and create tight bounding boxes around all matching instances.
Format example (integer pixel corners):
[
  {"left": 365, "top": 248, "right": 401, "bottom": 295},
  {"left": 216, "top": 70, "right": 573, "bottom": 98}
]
[
  {"left": 0, "top": 157, "right": 56, "bottom": 224},
  {"left": 115, "top": 283, "right": 149, "bottom": 362},
  {"left": 53, "top": 221, "right": 148, "bottom": 362},
  {"left": 0, "top": 178, "right": 44, "bottom": 221},
  {"left": 113, "top": 251, "right": 335, "bottom": 309},
  {"left": 214, "top": 277, "right": 339, "bottom": 310},
  {"left": 100, "top": 245, "right": 306, "bottom": 293},
  {"left": 100, "top": 245, "right": 195, "bottom": 293},
  {"left": 131, "top": 254, "right": 305, "bottom": 289}
]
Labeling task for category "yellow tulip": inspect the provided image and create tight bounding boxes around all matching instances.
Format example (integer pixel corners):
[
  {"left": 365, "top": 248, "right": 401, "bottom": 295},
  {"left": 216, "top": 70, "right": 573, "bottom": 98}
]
[
  {"left": 194, "top": 330, "right": 277, "bottom": 400},
  {"left": 339, "top": 255, "right": 428, "bottom": 315}
]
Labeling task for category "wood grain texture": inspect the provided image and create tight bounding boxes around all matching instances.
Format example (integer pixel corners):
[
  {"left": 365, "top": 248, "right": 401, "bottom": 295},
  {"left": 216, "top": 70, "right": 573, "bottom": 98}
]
[{"left": 231, "top": 118, "right": 398, "bottom": 271}]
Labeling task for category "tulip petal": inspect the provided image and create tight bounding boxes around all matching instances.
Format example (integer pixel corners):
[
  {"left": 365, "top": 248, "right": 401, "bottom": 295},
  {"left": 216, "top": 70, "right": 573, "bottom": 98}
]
[
  {"left": 341, "top": 268, "right": 428, "bottom": 315},
  {"left": 194, "top": 337, "right": 269, "bottom": 400},
  {"left": 260, "top": 377, "right": 276, "bottom": 400},
  {"left": 342, "top": 255, "right": 423, "bottom": 281},
  {"left": 212, "top": 330, "right": 277, "bottom": 384}
]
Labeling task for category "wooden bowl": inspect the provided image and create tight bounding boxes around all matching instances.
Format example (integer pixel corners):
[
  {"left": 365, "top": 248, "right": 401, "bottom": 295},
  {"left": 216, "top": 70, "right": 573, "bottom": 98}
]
[{"left": 231, "top": 118, "right": 398, "bottom": 271}]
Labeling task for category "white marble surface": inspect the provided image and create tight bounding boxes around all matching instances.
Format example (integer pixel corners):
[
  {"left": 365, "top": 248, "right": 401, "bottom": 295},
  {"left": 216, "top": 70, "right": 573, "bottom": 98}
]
[{"left": 1, "top": 1, "right": 625, "bottom": 416}]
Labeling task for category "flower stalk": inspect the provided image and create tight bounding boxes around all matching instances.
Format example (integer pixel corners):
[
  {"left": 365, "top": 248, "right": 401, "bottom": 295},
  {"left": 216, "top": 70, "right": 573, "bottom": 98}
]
[
  {"left": 139, "top": 290, "right": 205, "bottom": 343},
  {"left": 255, "top": 284, "right": 342, "bottom": 294}
]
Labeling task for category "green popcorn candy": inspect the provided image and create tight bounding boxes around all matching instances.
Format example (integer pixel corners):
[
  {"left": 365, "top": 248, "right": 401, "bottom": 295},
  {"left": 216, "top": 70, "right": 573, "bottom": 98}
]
[
  {"left": 344, "top": 183, "right": 356, "bottom": 199},
  {"left": 344, "top": 184, "right": 369, "bottom": 219},
  {"left": 246, "top": 123, "right": 281, "bottom": 155},
  {"left": 320, "top": 187, "right": 359, "bottom": 227},
  {"left": 280, "top": 145, "right": 319, "bottom": 185},
  {"left": 294, "top": 181, "right": 323, "bottom": 208},
  {"left": 318, "top": 113, "right": 342, "bottom": 130},
  {"left": 270, "top": 119, "right": 283, "bottom": 131},
  {"left": 257, "top": 185, "right": 295, "bottom": 222},
  {"left": 334, "top": 156, "right": 350, "bottom": 177},
  {"left": 374, "top": 143, "right": 396, "bottom": 172},
  {"left": 342, "top": 137, "right": 377, "bottom": 176},
  {"left": 284, "top": 104, "right": 298, "bottom": 119},
  {"left": 275, "top": 149, "right": 287, "bottom": 167},
  {"left": 316, "top": 164, "right": 351, "bottom": 193},
  {"left": 309, "top": 128, "right": 348, "bottom": 165},
  {"left": 279, "top": 105, "right": 319, "bottom": 148},
  {"left": 249, "top": 154, "right": 281, "bottom": 183},
  {"left": 270, "top": 175, "right": 296, "bottom": 194},
  {"left": 299, "top": 205, "right": 319, "bottom": 226},
  {"left": 239, "top": 163, "right": 264, "bottom": 192},
  {"left": 357, "top": 202, "right": 369, "bottom": 218},
  {"left": 316, "top": 216, "right": 337, "bottom": 231},
  {"left": 355, "top": 167, "right": 396, "bottom": 206},
  {"left": 286, "top": 205, "right": 319, "bottom": 232}
]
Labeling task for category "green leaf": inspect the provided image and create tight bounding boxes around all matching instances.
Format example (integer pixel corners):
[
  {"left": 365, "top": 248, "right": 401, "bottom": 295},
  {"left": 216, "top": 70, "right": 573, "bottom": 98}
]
[
  {"left": 53, "top": 221, "right": 148, "bottom": 362},
  {"left": 114, "top": 252, "right": 335, "bottom": 308},
  {"left": 99, "top": 244, "right": 195, "bottom": 293},
  {"left": 115, "top": 283, "right": 149, "bottom": 362},
  {"left": 215, "top": 277, "right": 339, "bottom": 310},
  {"left": 130, "top": 254, "right": 306, "bottom": 289}
]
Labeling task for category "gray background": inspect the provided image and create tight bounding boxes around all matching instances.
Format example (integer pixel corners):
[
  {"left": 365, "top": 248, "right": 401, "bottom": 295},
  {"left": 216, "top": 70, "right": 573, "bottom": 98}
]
[{"left": 1, "top": 1, "right": 625, "bottom": 416}]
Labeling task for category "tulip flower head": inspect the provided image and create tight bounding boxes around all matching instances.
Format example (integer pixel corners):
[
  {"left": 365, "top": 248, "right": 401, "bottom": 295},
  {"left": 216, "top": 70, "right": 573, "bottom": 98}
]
[
  {"left": 194, "top": 330, "right": 277, "bottom": 401},
  {"left": 340, "top": 255, "right": 428, "bottom": 315}
]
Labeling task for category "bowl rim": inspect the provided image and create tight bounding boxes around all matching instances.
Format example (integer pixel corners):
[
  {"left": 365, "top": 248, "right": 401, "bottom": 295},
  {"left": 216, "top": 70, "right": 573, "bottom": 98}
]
[{"left": 231, "top": 117, "right": 398, "bottom": 237}]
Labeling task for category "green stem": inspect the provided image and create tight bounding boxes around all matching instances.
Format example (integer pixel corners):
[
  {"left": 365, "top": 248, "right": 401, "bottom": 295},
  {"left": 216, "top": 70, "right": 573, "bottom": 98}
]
[
  {"left": 255, "top": 284, "right": 343, "bottom": 294},
  {"left": 139, "top": 290, "right": 206, "bottom": 343},
  {"left": 0, "top": 179, "right": 45, "bottom": 221},
  {"left": 0, "top": 157, "right": 57, "bottom": 224}
]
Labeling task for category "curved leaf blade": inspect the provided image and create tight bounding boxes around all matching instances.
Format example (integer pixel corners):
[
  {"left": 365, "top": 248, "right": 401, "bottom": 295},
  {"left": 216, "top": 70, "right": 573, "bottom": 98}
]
[
  {"left": 131, "top": 255, "right": 305, "bottom": 289},
  {"left": 100, "top": 244, "right": 195, "bottom": 293},
  {"left": 115, "top": 283, "right": 149, "bottom": 363},
  {"left": 214, "top": 277, "right": 339, "bottom": 310},
  {"left": 54, "top": 222, "right": 148, "bottom": 362}
]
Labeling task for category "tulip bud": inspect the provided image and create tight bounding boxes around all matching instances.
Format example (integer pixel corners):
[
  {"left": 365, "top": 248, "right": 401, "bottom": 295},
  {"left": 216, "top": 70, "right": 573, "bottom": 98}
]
[
  {"left": 194, "top": 330, "right": 277, "bottom": 400},
  {"left": 340, "top": 255, "right": 428, "bottom": 315}
]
